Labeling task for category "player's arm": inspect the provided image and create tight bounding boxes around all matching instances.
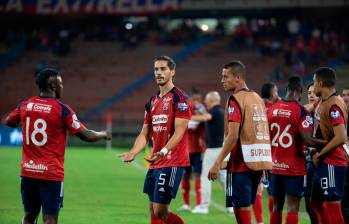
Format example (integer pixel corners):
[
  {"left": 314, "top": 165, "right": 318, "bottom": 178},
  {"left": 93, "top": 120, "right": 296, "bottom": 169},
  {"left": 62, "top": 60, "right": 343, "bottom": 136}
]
[
  {"left": 75, "top": 126, "right": 112, "bottom": 142},
  {"left": 191, "top": 113, "right": 212, "bottom": 122},
  {"left": 148, "top": 118, "right": 189, "bottom": 162},
  {"left": 316, "top": 123, "right": 347, "bottom": 160},
  {"left": 300, "top": 131, "right": 328, "bottom": 147},
  {"left": 118, "top": 124, "right": 150, "bottom": 162},
  {"left": 208, "top": 121, "right": 239, "bottom": 181},
  {"left": 3, "top": 105, "right": 21, "bottom": 127}
]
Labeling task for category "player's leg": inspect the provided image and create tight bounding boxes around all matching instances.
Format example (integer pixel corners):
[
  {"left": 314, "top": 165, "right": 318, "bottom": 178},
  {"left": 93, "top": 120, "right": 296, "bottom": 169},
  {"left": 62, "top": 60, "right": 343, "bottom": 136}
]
[
  {"left": 178, "top": 166, "right": 191, "bottom": 211},
  {"left": 284, "top": 175, "right": 306, "bottom": 224},
  {"left": 228, "top": 171, "right": 262, "bottom": 224},
  {"left": 322, "top": 164, "right": 347, "bottom": 224},
  {"left": 304, "top": 164, "right": 318, "bottom": 224},
  {"left": 310, "top": 164, "right": 327, "bottom": 223},
  {"left": 252, "top": 182, "right": 263, "bottom": 224},
  {"left": 40, "top": 179, "right": 64, "bottom": 224},
  {"left": 341, "top": 168, "right": 349, "bottom": 224},
  {"left": 152, "top": 167, "right": 185, "bottom": 223},
  {"left": 191, "top": 152, "right": 202, "bottom": 207},
  {"left": 270, "top": 174, "right": 285, "bottom": 224},
  {"left": 21, "top": 177, "right": 41, "bottom": 224},
  {"left": 193, "top": 150, "right": 213, "bottom": 213}
]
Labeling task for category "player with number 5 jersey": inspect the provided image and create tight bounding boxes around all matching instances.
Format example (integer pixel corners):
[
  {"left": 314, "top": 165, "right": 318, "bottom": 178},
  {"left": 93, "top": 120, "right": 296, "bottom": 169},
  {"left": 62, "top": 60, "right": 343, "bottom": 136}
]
[
  {"left": 3, "top": 68, "right": 111, "bottom": 224},
  {"left": 267, "top": 76, "right": 327, "bottom": 224}
]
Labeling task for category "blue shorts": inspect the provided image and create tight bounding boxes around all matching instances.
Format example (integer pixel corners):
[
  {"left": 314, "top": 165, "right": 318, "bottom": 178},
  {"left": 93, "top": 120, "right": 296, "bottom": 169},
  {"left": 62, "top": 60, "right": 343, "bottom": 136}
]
[
  {"left": 312, "top": 162, "right": 347, "bottom": 202},
  {"left": 143, "top": 167, "right": 184, "bottom": 205},
  {"left": 226, "top": 171, "right": 263, "bottom": 208},
  {"left": 21, "top": 176, "right": 64, "bottom": 216},
  {"left": 184, "top": 152, "right": 202, "bottom": 174},
  {"left": 270, "top": 174, "right": 306, "bottom": 197}
]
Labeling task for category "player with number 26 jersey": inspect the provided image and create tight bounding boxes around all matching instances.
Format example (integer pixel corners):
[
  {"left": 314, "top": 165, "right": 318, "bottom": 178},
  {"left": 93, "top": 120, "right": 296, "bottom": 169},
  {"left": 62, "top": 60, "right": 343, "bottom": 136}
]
[
  {"left": 268, "top": 100, "right": 313, "bottom": 176},
  {"left": 7, "top": 96, "right": 84, "bottom": 182}
]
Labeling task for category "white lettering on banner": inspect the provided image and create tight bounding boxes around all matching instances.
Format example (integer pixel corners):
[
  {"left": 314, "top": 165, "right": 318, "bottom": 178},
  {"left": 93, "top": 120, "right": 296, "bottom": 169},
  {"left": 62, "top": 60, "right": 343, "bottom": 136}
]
[
  {"left": 3, "top": 0, "right": 22, "bottom": 12},
  {"left": 23, "top": 160, "right": 48, "bottom": 172},
  {"left": 37, "top": 0, "right": 51, "bottom": 14},
  {"left": 152, "top": 114, "right": 168, "bottom": 124},
  {"left": 241, "top": 144, "right": 272, "bottom": 162},
  {"left": 53, "top": 0, "right": 69, "bottom": 14}
]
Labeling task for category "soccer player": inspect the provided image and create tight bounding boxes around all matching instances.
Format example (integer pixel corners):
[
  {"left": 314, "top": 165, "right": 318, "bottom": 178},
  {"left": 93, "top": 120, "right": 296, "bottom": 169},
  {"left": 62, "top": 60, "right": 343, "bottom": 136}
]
[
  {"left": 3, "top": 68, "right": 112, "bottom": 224},
  {"left": 268, "top": 76, "right": 327, "bottom": 224},
  {"left": 178, "top": 89, "right": 206, "bottom": 212},
  {"left": 208, "top": 61, "right": 272, "bottom": 224},
  {"left": 311, "top": 67, "right": 348, "bottom": 224},
  {"left": 260, "top": 82, "right": 280, "bottom": 222},
  {"left": 341, "top": 87, "right": 349, "bottom": 224},
  {"left": 118, "top": 56, "right": 191, "bottom": 224},
  {"left": 190, "top": 91, "right": 233, "bottom": 215},
  {"left": 304, "top": 82, "right": 320, "bottom": 224}
]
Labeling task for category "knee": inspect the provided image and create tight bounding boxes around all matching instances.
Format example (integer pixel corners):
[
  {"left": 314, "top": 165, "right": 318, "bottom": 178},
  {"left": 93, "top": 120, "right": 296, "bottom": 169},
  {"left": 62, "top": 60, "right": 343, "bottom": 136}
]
[
  {"left": 154, "top": 210, "right": 168, "bottom": 221},
  {"left": 23, "top": 212, "right": 39, "bottom": 224},
  {"left": 43, "top": 215, "right": 58, "bottom": 224}
]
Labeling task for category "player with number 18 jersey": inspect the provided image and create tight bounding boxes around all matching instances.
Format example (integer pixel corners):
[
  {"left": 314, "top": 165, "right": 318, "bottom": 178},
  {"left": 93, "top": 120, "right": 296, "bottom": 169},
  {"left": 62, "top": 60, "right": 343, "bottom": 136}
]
[{"left": 7, "top": 96, "right": 84, "bottom": 182}]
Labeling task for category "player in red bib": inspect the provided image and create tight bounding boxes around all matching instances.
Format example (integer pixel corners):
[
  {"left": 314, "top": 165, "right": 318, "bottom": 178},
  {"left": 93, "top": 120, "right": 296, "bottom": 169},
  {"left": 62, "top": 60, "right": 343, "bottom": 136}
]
[
  {"left": 3, "top": 68, "right": 111, "bottom": 224},
  {"left": 268, "top": 76, "right": 327, "bottom": 224},
  {"left": 119, "top": 56, "right": 191, "bottom": 224},
  {"left": 311, "top": 67, "right": 348, "bottom": 224}
]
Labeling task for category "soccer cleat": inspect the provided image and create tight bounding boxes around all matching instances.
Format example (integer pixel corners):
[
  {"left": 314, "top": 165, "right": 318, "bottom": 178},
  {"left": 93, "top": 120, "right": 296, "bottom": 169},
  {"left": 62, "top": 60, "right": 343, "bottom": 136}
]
[
  {"left": 178, "top": 204, "right": 191, "bottom": 212},
  {"left": 191, "top": 205, "right": 209, "bottom": 214}
]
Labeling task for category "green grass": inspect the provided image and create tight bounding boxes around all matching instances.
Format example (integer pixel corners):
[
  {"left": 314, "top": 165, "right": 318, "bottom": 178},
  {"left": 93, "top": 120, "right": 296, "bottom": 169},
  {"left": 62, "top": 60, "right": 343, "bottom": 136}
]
[{"left": 0, "top": 147, "right": 310, "bottom": 223}]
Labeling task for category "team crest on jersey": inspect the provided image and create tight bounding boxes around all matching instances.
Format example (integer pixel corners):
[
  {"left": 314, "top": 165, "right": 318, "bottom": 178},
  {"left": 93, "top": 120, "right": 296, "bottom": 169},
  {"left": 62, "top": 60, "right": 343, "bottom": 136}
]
[
  {"left": 228, "top": 106, "right": 234, "bottom": 114},
  {"left": 330, "top": 110, "right": 340, "bottom": 119},
  {"left": 163, "top": 103, "right": 169, "bottom": 110},
  {"left": 177, "top": 102, "right": 188, "bottom": 111}
]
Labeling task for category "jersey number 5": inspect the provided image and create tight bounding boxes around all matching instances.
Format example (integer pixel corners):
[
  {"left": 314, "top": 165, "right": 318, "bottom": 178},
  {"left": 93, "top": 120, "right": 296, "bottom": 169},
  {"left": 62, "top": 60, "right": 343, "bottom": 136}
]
[
  {"left": 25, "top": 117, "right": 48, "bottom": 146},
  {"left": 270, "top": 123, "right": 292, "bottom": 148}
]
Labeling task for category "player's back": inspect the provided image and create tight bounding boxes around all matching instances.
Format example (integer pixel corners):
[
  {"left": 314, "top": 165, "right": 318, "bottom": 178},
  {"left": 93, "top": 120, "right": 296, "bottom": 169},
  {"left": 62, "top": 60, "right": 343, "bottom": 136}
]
[
  {"left": 268, "top": 100, "right": 310, "bottom": 176},
  {"left": 18, "top": 96, "right": 79, "bottom": 181}
]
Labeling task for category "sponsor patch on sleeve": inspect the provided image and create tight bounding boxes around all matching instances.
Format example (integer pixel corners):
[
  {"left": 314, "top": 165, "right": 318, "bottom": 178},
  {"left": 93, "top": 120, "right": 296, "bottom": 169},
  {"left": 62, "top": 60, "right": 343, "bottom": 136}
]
[{"left": 177, "top": 102, "right": 188, "bottom": 111}]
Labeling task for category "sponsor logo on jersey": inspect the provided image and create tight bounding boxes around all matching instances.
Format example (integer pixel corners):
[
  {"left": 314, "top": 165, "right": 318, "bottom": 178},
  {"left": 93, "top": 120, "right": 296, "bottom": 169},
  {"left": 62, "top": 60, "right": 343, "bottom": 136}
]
[
  {"left": 152, "top": 114, "right": 168, "bottom": 124},
  {"left": 272, "top": 109, "right": 291, "bottom": 117},
  {"left": 177, "top": 102, "right": 188, "bottom": 111},
  {"left": 26, "top": 103, "right": 34, "bottom": 111},
  {"left": 272, "top": 160, "right": 290, "bottom": 170},
  {"left": 153, "top": 126, "right": 167, "bottom": 132},
  {"left": 28, "top": 103, "right": 52, "bottom": 113},
  {"left": 330, "top": 110, "right": 340, "bottom": 119},
  {"left": 23, "top": 160, "right": 48, "bottom": 172}
]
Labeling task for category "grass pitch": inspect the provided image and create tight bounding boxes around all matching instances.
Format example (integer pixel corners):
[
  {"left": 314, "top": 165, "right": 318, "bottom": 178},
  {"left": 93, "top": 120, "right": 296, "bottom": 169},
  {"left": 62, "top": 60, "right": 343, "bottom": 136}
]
[{"left": 0, "top": 147, "right": 310, "bottom": 223}]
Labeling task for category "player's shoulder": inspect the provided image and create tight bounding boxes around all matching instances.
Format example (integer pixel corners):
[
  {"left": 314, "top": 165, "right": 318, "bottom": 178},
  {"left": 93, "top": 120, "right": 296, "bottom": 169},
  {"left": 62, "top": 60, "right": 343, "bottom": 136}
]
[
  {"left": 171, "top": 87, "right": 189, "bottom": 103},
  {"left": 55, "top": 100, "right": 75, "bottom": 117}
]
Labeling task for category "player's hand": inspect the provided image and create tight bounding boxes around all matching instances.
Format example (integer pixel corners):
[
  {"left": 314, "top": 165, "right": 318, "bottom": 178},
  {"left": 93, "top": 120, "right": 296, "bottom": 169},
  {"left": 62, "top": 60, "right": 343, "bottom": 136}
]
[
  {"left": 118, "top": 152, "right": 136, "bottom": 163},
  {"left": 144, "top": 152, "right": 164, "bottom": 163},
  {"left": 312, "top": 152, "right": 320, "bottom": 167},
  {"left": 104, "top": 131, "right": 112, "bottom": 141},
  {"left": 208, "top": 162, "right": 221, "bottom": 181}
]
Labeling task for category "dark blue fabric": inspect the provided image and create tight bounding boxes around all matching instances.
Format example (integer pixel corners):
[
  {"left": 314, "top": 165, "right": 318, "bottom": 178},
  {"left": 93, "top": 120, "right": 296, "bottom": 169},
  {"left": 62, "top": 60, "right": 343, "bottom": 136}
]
[{"left": 205, "top": 105, "right": 224, "bottom": 148}]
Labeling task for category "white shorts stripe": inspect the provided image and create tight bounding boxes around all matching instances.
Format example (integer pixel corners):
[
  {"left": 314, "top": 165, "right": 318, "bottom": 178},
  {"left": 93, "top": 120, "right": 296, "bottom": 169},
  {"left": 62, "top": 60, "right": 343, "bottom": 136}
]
[{"left": 60, "top": 182, "right": 64, "bottom": 197}]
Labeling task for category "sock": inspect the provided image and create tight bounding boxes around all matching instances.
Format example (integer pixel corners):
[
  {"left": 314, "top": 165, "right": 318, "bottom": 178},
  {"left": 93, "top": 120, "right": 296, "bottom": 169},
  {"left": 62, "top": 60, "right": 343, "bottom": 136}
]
[
  {"left": 324, "top": 203, "right": 345, "bottom": 224},
  {"left": 268, "top": 196, "right": 274, "bottom": 213},
  {"left": 181, "top": 179, "right": 190, "bottom": 205},
  {"left": 151, "top": 211, "right": 164, "bottom": 224},
  {"left": 238, "top": 209, "right": 252, "bottom": 224},
  {"left": 270, "top": 211, "right": 282, "bottom": 224},
  {"left": 195, "top": 179, "right": 201, "bottom": 206},
  {"left": 234, "top": 208, "right": 241, "bottom": 223},
  {"left": 285, "top": 212, "right": 298, "bottom": 224},
  {"left": 165, "top": 212, "right": 184, "bottom": 224},
  {"left": 311, "top": 200, "right": 329, "bottom": 224},
  {"left": 253, "top": 193, "right": 263, "bottom": 223}
]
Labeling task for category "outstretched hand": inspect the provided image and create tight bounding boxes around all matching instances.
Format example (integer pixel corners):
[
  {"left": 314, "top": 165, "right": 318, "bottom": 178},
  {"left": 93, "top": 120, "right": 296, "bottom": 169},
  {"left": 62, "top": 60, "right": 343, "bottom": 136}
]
[{"left": 118, "top": 152, "right": 136, "bottom": 163}]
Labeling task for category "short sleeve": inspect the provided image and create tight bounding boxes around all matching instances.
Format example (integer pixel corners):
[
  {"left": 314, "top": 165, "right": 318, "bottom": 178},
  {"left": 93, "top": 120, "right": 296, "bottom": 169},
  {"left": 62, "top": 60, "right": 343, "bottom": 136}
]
[
  {"left": 227, "top": 99, "right": 241, "bottom": 123},
  {"left": 299, "top": 107, "right": 313, "bottom": 132},
  {"left": 61, "top": 104, "right": 84, "bottom": 135},
  {"left": 174, "top": 98, "right": 192, "bottom": 120},
  {"left": 329, "top": 105, "right": 345, "bottom": 126},
  {"left": 6, "top": 103, "right": 22, "bottom": 126}
]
